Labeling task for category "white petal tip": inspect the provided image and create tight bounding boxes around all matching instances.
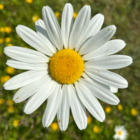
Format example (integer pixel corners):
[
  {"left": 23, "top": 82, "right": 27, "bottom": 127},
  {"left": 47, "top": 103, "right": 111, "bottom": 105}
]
[
  {"left": 99, "top": 117, "right": 105, "bottom": 122},
  {"left": 23, "top": 105, "right": 32, "bottom": 115},
  {"left": 112, "top": 25, "right": 116, "bottom": 29},
  {"left": 107, "top": 25, "right": 117, "bottom": 31},
  {"left": 65, "top": 3, "right": 72, "bottom": 6},
  {"left": 129, "top": 57, "right": 133, "bottom": 64},
  {"left": 13, "top": 96, "right": 21, "bottom": 103},
  {"left": 16, "top": 25, "right": 22, "bottom": 31},
  {"left": 3, "top": 82, "right": 9, "bottom": 90},
  {"left": 35, "top": 19, "right": 41, "bottom": 24},
  {"left": 59, "top": 127, "right": 67, "bottom": 131},
  {"left": 23, "top": 109, "right": 31, "bottom": 115},
  {"left": 42, "top": 122, "right": 49, "bottom": 128},
  {"left": 83, "top": 5, "right": 90, "bottom": 10},
  {"left": 97, "top": 13, "right": 104, "bottom": 18},
  {"left": 113, "top": 98, "right": 120, "bottom": 105},
  {"left": 121, "top": 40, "right": 126, "bottom": 46}
]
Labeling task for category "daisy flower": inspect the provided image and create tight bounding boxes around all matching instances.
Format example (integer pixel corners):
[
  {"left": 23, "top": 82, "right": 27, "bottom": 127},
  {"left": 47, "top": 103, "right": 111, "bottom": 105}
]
[
  {"left": 3, "top": 3, "right": 132, "bottom": 130},
  {"left": 114, "top": 125, "right": 128, "bottom": 140}
]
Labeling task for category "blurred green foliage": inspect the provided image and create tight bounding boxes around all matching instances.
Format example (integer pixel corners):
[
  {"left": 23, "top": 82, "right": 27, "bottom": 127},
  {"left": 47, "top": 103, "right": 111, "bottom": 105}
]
[{"left": 0, "top": 0, "right": 140, "bottom": 140}]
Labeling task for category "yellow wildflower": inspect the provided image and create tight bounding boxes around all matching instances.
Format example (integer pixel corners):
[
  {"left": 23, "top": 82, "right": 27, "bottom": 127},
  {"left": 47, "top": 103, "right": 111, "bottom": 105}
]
[
  {"left": 93, "top": 125, "right": 100, "bottom": 133},
  {"left": 8, "top": 99, "right": 14, "bottom": 106},
  {"left": 118, "top": 104, "right": 123, "bottom": 111},
  {"left": 13, "top": 120, "right": 19, "bottom": 127},
  {"left": 0, "top": 75, "right": 10, "bottom": 83},
  {"left": 0, "top": 98, "right": 4, "bottom": 105},
  {"left": 87, "top": 116, "right": 92, "bottom": 124},
  {"left": 7, "top": 106, "right": 14, "bottom": 113},
  {"left": 0, "top": 4, "right": 4, "bottom": 10},
  {"left": 26, "top": 0, "right": 33, "bottom": 4},
  {"left": 32, "top": 15, "right": 39, "bottom": 23},
  {"left": 55, "top": 12, "right": 60, "bottom": 18},
  {"left": 0, "top": 27, "right": 5, "bottom": 32},
  {"left": 5, "top": 27, "right": 12, "bottom": 33},
  {"left": 131, "top": 108, "right": 137, "bottom": 116},
  {"left": 105, "top": 106, "right": 111, "bottom": 113},
  {"left": 5, "top": 37, "right": 11, "bottom": 43},
  {"left": 51, "top": 122, "right": 58, "bottom": 131},
  {"left": 6, "top": 67, "right": 15, "bottom": 74},
  {"left": 0, "top": 38, "right": 4, "bottom": 43},
  {"left": 7, "top": 43, "right": 13, "bottom": 46},
  {"left": 73, "top": 12, "right": 77, "bottom": 19}
]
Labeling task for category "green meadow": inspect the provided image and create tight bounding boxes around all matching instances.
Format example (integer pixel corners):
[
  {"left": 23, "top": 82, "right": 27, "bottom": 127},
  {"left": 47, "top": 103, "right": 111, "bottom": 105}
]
[{"left": 0, "top": 0, "right": 139, "bottom": 140}]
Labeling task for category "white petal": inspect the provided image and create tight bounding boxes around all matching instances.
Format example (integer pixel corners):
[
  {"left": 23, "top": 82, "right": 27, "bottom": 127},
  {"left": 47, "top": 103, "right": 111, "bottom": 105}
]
[
  {"left": 79, "top": 25, "right": 116, "bottom": 55},
  {"left": 68, "top": 84, "right": 87, "bottom": 130},
  {"left": 3, "top": 70, "right": 48, "bottom": 90},
  {"left": 13, "top": 75, "right": 49, "bottom": 103},
  {"left": 75, "top": 82, "right": 105, "bottom": 122},
  {"left": 69, "top": 5, "right": 91, "bottom": 50},
  {"left": 57, "top": 85, "right": 70, "bottom": 131},
  {"left": 23, "top": 77, "right": 55, "bottom": 114},
  {"left": 42, "top": 83, "right": 62, "bottom": 127},
  {"left": 82, "top": 72, "right": 111, "bottom": 91},
  {"left": 85, "top": 68, "right": 128, "bottom": 88},
  {"left": 110, "top": 86, "right": 118, "bottom": 93},
  {"left": 6, "top": 59, "right": 48, "bottom": 70},
  {"left": 83, "top": 39, "right": 126, "bottom": 60},
  {"left": 35, "top": 19, "right": 57, "bottom": 54},
  {"left": 113, "top": 134, "right": 118, "bottom": 139},
  {"left": 16, "top": 25, "right": 53, "bottom": 56},
  {"left": 84, "top": 55, "right": 132, "bottom": 70},
  {"left": 79, "top": 78, "right": 120, "bottom": 105},
  {"left": 42, "top": 6, "right": 63, "bottom": 50},
  {"left": 35, "top": 19, "right": 50, "bottom": 40},
  {"left": 61, "top": 3, "right": 74, "bottom": 49},
  {"left": 4, "top": 47, "right": 49, "bottom": 63},
  {"left": 84, "top": 13, "right": 104, "bottom": 40}
]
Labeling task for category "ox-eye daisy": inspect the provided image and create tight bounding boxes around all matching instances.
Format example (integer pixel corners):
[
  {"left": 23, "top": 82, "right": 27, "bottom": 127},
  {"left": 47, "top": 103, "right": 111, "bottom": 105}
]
[
  {"left": 3, "top": 3, "right": 132, "bottom": 131},
  {"left": 114, "top": 125, "right": 128, "bottom": 140}
]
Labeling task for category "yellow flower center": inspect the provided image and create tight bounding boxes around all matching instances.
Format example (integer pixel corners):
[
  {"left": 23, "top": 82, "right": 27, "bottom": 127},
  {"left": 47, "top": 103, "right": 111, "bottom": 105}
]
[
  {"left": 118, "top": 131, "right": 122, "bottom": 136},
  {"left": 49, "top": 49, "right": 84, "bottom": 84}
]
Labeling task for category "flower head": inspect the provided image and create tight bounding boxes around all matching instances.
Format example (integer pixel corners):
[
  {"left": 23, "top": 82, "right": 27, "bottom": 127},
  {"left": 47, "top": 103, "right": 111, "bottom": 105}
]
[
  {"left": 32, "top": 15, "right": 39, "bottom": 23},
  {"left": 51, "top": 122, "right": 59, "bottom": 131},
  {"left": 118, "top": 104, "right": 123, "bottom": 111},
  {"left": 6, "top": 67, "right": 15, "bottom": 74},
  {"left": 0, "top": 38, "right": 4, "bottom": 44},
  {"left": 1, "top": 75, "right": 10, "bottom": 83},
  {"left": 5, "top": 27, "right": 12, "bottom": 33},
  {"left": 3, "top": 3, "right": 132, "bottom": 131},
  {"left": 13, "top": 120, "right": 19, "bottom": 127},
  {"left": 87, "top": 116, "right": 92, "bottom": 124},
  {"left": 7, "top": 106, "right": 14, "bottom": 113},
  {"left": 105, "top": 106, "right": 111, "bottom": 113},
  {"left": 73, "top": 12, "right": 77, "bottom": 19},
  {"left": 5, "top": 37, "right": 11, "bottom": 43},
  {"left": 55, "top": 11, "right": 60, "bottom": 18},
  {"left": 0, "top": 27, "right": 5, "bottom": 32},
  {"left": 0, "top": 4, "right": 4, "bottom": 10},
  {"left": 131, "top": 108, "right": 137, "bottom": 116},
  {"left": 0, "top": 98, "right": 4, "bottom": 105},
  {"left": 26, "top": 0, "right": 32, "bottom": 4},
  {"left": 114, "top": 125, "right": 127, "bottom": 140},
  {"left": 93, "top": 125, "right": 100, "bottom": 133}
]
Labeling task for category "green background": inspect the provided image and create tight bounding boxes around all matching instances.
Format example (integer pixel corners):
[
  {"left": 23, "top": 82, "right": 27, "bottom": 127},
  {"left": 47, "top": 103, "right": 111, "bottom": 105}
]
[{"left": 0, "top": 0, "right": 140, "bottom": 140}]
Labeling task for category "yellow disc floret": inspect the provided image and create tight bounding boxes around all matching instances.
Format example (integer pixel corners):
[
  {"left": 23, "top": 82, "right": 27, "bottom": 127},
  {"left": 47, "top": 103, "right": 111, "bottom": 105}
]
[
  {"left": 118, "top": 131, "right": 122, "bottom": 136},
  {"left": 49, "top": 49, "right": 84, "bottom": 84}
]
